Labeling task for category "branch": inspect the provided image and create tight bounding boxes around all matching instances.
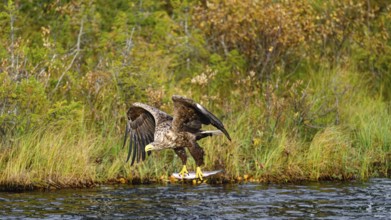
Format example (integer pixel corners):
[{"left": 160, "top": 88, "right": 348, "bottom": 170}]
[
  {"left": 8, "top": 1, "right": 16, "bottom": 78},
  {"left": 52, "top": 18, "right": 84, "bottom": 93}
]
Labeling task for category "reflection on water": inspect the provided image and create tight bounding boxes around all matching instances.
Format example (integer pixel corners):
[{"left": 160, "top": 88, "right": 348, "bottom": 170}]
[{"left": 0, "top": 178, "right": 390, "bottom": 219}]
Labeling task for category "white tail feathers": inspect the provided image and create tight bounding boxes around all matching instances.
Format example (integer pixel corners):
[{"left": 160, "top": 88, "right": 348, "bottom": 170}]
[{"left": 200, "top": 130, "right": 223, "bottom": 136}]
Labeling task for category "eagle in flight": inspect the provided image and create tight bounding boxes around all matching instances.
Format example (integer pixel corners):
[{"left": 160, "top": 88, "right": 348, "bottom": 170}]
[{"left": 123, "top": 95, "right": 231, "bottom": 180}]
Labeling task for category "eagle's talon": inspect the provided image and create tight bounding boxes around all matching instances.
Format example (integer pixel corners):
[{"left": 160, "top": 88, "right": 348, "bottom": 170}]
[
  {"left": 196, "top": 167, "right": 203, "bottom": 180},
  {"left": 179, "top": 165, "right": 189, "bottom": 178}
]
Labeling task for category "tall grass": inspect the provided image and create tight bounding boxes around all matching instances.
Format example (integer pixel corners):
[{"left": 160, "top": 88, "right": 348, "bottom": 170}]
[
  {"left": 201, "top": 68, "right": 391, "bottom": 182},
  {"left": 345, "top": 97, "right": 391, "bottom": 178},
  {"left": 0, "top": 122, "right": 120, "bottom": 190},
  {"left": 0, "top": 68, "right": 390, "bottom": 190}
]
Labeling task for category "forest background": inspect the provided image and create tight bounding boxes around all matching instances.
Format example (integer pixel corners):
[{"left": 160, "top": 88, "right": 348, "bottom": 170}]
[{"left": 0, "top": 0, "right": 390, "bottom": 190}]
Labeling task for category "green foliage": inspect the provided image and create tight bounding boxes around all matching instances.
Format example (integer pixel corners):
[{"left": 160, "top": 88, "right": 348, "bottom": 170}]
[
  {"left": 46, "top": 101, "right": 83, "bottom": 124},
  {"left": 0, "top": 75, "right": 49, "bottom": 137},
  {"left": 0, "top": 0, "right": 390, "bottom": 189}
]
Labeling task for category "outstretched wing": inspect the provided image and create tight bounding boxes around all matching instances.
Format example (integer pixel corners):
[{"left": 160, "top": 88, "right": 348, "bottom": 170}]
[
  {"left": 123, "top": 103, "right": 172, "bottom": 165},
  {"left": 171, "top": 95, "right": 231, "bottom": 141}
]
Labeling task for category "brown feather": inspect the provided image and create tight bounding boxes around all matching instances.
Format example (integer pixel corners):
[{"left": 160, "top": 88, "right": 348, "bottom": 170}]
[
  {"left": 124, "top": 103, "right": 172, "bottom": 165},
  {"left": 172, "top": 95, "right": 231, "bottom": 141},
  {"left": 123, "top": 96, "right": 230, "bottom": 170}
]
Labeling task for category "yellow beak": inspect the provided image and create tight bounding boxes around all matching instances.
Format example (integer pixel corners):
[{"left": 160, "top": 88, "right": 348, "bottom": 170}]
[{"left": 145, "top": 144, "right": 154, "bottom": 152}]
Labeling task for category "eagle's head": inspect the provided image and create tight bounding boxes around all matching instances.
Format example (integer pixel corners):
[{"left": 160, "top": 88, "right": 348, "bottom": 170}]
[{"left": 145, "top": 142, "right": 166, "bottom": 152}]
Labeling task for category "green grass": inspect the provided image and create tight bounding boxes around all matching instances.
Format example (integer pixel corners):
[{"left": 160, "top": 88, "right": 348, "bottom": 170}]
[
  {"left": 0, "top": 125, "right": 103, "bottom": 189},
  {"left": 1, "top": 68, "right": 390, "bottom": 190}
]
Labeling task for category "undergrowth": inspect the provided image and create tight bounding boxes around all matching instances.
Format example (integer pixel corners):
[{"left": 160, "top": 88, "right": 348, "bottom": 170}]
[{"left": 1, "top": 69, "right": 390, "bottom": 190}]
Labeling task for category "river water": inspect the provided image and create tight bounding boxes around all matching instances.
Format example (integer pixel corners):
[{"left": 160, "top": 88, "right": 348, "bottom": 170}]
[{"left": 0, "top": 178, "right": 390, "bottom": 219}]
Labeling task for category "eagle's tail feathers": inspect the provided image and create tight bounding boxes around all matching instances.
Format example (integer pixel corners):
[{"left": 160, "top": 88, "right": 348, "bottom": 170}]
[
  {"left": 196, "top": 130, "right": 223, "bottom": 140},
  {"left": 201, "top": 130, "right": 223, "bottom": 135}
]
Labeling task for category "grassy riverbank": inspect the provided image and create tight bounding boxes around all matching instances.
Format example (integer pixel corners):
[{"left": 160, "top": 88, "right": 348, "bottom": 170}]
[
  {"left": 1, "top": 69, "right": 390, "bottom": 191},
  {"left": 0, "top": 1, "right": 390, "bottom": 190}
]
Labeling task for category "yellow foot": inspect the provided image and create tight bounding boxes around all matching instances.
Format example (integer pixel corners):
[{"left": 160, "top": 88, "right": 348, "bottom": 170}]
[
  {"left": 196, "top": 167, "right": 203, "bottom": 181},
  {"left": 179, "top": 165, "right": 189, "bottom": 178}
]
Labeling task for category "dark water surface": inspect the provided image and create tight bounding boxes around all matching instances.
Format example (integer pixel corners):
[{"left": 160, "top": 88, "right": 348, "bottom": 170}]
[{"left": 0, "top": 178, "right": 390, "bottom": 219}]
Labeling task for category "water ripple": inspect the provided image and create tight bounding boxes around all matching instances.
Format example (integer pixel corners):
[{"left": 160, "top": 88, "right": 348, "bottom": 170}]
[{"left": 0, "top": 178, "right": 390, "bottom": 219}]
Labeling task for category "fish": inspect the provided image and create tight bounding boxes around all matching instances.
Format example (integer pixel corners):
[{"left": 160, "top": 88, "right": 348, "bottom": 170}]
[{"left": 171, "top": 170, "right": 223, "bottom": 180}]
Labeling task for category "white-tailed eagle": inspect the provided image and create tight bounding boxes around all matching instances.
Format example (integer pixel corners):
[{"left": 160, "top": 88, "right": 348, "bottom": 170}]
[{"left": 123, "top": 95, "right": 231, "bottom": 180}]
